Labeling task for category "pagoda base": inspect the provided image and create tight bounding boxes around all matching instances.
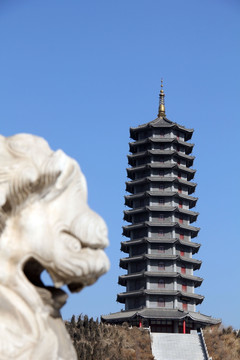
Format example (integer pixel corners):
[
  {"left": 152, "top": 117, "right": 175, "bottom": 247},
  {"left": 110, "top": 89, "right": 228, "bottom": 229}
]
[{"left": 101, "top": 308, "right": 221, "bottom": 333}]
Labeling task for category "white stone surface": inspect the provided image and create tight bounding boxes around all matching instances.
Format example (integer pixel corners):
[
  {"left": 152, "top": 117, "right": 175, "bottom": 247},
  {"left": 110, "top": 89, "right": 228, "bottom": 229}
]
[
  {"left": 151, "top": 333, "right": 208, "bottom": 360},
  {"left": 0, "top": 134, "right": 109, "bottom": 360}
]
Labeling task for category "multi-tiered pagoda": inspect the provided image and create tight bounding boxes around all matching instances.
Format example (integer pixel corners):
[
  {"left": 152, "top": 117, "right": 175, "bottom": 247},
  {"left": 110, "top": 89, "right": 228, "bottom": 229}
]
[{"left": 102, "top": 83, "right": 220, "bottom": 333}]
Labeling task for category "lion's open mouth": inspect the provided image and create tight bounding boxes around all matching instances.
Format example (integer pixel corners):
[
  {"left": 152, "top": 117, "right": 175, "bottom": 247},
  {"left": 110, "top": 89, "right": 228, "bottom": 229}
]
[{"left": 23, "top": 257, "right": 84, "bottom": 318}]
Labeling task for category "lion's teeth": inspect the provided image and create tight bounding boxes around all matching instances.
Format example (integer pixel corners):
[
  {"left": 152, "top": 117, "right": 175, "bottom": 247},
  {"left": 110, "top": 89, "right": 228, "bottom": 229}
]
[{"left": 54, "top": 280, "right": 64, "bottom": 288}]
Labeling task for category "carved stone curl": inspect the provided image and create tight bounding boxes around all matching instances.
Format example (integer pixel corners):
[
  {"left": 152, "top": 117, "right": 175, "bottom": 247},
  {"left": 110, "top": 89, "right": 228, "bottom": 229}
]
[{"left": 0, "top": 134, "right": 109, "bottom": 360}]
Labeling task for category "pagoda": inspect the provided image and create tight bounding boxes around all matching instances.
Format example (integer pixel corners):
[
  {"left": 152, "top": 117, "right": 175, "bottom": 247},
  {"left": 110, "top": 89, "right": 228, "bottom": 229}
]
[{"left": 102, "top": 82, "right": 220, "bottom": 333}]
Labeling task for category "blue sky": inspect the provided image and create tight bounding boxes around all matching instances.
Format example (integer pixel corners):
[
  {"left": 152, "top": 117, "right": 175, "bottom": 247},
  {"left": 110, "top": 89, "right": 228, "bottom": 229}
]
[{"left": 0, "top": 0, "right": 240, "bottom": 328}]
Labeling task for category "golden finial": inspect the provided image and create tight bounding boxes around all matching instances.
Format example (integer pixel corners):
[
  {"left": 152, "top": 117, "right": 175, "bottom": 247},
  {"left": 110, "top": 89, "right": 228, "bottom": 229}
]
[{"left": 158, "top": 79, "right": 166, "bottom": 118}]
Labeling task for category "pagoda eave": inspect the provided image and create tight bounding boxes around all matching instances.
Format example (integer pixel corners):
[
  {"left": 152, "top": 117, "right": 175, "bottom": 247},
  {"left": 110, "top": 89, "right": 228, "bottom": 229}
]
[
  {"left": 102, "top": 308, "right": 221, "bottom": 327},
  {"left": 130, "top": 119, "right": 194, "bottom": 141}
]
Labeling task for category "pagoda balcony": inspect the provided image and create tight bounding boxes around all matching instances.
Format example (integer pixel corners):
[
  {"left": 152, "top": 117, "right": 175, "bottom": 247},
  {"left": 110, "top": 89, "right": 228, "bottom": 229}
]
[
  {"left": 127, "top": 150, "right": 173, "bottom": 166},
  {"left": 120, "top": 254, "right": 202, "bottom": 270},
  {"left": 128, "top": 149, "right": 174, "bottom": 161},
  {"left": 124, "top": 191, "right": 198, "bottom": 208},
  {"left": 127, "top": 163, "right": 196, "bottom": 181},
  {"left": 120, "top": 237, "right": 201, "bottom": 254},
  {"left": 123, "top": 205, "right": 199, "bottom": 223},
  {"left": 118, "top": 271, "right": 203, "bottom": 287},
  {"left": 147, "top": 254, "right": 202, "bottom": 269},
  {"left": 128, "top": 150, "right": 195, "bottom": 167},
  {"left": 122, "top": 221, "right": 200, "bottom": 237},
  {"left": 129, "top": 137, "right": 194, "bottom": 155},
  {"left": 128, "top": 149, "right": 195, "bottom": 161},
  {"left": 125, "top": 177, "right": 197, "bottom": 194},
  {"left": 124, "top": 215, "right": 197, "bottom": 226},
  {"left": 148, "top": 191, "right": 198, "bottom": 202},
  {"left": 117, "top": 289, "right": 204, "bottom": 304}
]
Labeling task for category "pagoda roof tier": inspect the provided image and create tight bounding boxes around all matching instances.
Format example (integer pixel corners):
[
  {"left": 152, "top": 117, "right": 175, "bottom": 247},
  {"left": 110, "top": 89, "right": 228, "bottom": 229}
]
[
  {"left": 120, "top": 237, "right": 201, "bottom": 254},
  {"left": 122, "top": 221, "right": 200, "bottom": 238},
  {"left": 127, "top": 163, "right": 196, "bottom": 181},
  {"left": 101, "top": 308, "right": 221, "bottom": 326},
  {"left": 117, "top": 289, "right": 204, "bottom": 304},
  {"left": 128, "top": 150, "right": 195, "bottom": 167},
  {"left": 120, "top": 254, "right": 202, "bottom": 270},
  {"left": 130, "top": 118, "right": 193, "bottom": 141},
  {"left": 124, "top": 205, "right": 199, "bottom": 223},
  {"left": 118, "top": 271, "right": 203, "bottom": 287},
  {"left": 126, "top": 177, "right": 197, "bottom": 195},
  {"left": 125, "top": 191, "right": 198, "bottom": 208},
  {"left": 129, "top": 137, "right": 194, "bottom": 155}
]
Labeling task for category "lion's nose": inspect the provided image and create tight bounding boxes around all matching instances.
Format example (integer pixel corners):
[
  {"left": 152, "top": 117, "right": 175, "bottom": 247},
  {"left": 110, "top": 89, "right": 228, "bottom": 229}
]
[
  {"left": 72, "top": 210, "right": 109, "bottom": 250},
  {"left": 95, "top": 217, "right": 109, "bottom": 249}
]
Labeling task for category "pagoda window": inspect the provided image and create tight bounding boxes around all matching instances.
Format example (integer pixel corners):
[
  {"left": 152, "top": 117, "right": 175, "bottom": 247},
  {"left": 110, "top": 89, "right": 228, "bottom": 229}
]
[
  {"left": 180, "top": 233, "right": 184, "bottom": 240},
  {"left": 158, "top": 298, "right": 165, "bottom": 307},
  {"left": 181, "top": 266, "right": 186, "bottom": 274},
  {"left": 159, "top": 170, "right": 164, "bottom": 177},
  {"left": 159, "top": 198, "right": 165, "bottom": 205},
  {"left": 158, "top": 231, "right": 164, "bottom": 237},
  {"left": 182, "top": 284, "right": 187, "bottom": 292},
  {"left": 180, "top": 250, "right": 185, "bottom": 256},
  {"left": 158, "top": 280, "right": 165, "bottom": 288},
  {"left": 159, "top": 215, "right": 164, "bottom": 221},
  {"left": 182, "top": 301, "right": 188, "bottom": 311},
  {"left": 159, "top": 184, "right": 164, "bottom": 190},
  {"left": 178, "top": 186, "right": 182, "bottom": 193},
  {"left": 179, "top": 201, "right": 183, "bottom": 209},
  {"left": 158, "top": 262, "right": 165, "bottom": 270},
  {"left": 179, "top": 217, "right": 183, "bottom": 224}
]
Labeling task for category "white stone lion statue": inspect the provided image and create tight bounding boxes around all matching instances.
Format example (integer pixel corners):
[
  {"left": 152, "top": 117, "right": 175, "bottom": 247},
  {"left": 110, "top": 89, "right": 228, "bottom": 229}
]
[{"left": 0, "top": 134, "right": 109, "bottom": 360}]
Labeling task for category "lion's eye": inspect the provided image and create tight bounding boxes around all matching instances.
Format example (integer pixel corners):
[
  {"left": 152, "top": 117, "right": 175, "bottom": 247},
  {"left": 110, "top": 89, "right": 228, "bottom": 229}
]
[
  {"left": 68, "top": 237, "right": 81, "bottom": 252},
  {"left": 61, "top": 231, "right": 82, "bottom": 252}
]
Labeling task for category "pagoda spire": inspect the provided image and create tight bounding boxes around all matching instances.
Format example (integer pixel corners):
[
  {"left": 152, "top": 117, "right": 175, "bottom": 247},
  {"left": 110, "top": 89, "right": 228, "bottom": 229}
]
[{"left": 158, "top": 79, "right": 166, "bottom": 118}]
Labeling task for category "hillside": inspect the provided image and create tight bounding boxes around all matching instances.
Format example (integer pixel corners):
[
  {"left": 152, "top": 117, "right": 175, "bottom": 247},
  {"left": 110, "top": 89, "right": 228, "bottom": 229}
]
[
  {"left": 65, "top": 315, "right": 154, "bottom": 360},
  {"left": 204, "top": 326, "right": 240, "bottom": 360},
  {"left": 66, "top": 316, "right": 240, "bottom": 360}
]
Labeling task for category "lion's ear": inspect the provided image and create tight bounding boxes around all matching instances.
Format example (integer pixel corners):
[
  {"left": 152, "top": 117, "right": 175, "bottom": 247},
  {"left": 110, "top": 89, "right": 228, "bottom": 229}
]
[
  {"left": 50, "top": 150, "right": 76, "bottom": 190},
  {"left": 51, "top": 150, "right": 87, "bottom": 197}
]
